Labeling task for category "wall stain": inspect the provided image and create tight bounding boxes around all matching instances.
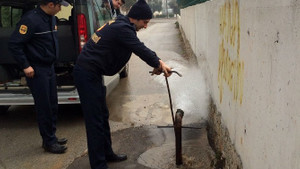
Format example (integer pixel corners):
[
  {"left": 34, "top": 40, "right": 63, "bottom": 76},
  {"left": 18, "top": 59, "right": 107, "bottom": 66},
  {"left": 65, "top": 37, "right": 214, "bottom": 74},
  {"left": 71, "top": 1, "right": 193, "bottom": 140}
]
[{"left": 218, "top": 0, "right": 244, "bottom": 104}]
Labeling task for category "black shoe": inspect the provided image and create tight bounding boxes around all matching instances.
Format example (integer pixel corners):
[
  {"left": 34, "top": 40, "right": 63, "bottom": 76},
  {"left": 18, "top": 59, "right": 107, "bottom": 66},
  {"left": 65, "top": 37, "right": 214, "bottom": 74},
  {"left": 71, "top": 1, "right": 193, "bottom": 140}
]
[
  {"left": 44, "top": 143, "right": 67, "bottom": 154},
  {"left": 42, "top": 138, "right": 67, "bottom": 148},
  {"left": 57, "top": 138, "right": 68, "bottom": 145},
  {"left": 106, "top": 153, "right": 127, "bottom": 162}
]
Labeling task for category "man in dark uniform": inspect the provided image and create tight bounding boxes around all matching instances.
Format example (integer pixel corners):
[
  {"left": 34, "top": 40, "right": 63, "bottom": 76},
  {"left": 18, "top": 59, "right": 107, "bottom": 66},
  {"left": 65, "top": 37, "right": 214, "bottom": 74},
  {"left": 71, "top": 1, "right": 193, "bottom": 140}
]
[
  {"left": 9, "top": 0, "right": 69, "bottom": 154},
  {"left": 73, "top": 0, "right": 172, "bottom": 168}
]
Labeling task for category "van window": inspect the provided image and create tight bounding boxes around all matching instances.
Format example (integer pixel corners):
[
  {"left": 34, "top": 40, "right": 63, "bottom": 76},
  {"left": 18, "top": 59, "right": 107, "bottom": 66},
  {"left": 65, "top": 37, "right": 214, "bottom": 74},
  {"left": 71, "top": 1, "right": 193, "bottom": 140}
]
[
  {"left": 0, "top": 6, "right": 22, "bottom": 28},
  {"left": 91, "top": 0, "right": 112, "bottom": 28},
  {"left": 56, "top": 5, "right": 72, "bottom": 21}
]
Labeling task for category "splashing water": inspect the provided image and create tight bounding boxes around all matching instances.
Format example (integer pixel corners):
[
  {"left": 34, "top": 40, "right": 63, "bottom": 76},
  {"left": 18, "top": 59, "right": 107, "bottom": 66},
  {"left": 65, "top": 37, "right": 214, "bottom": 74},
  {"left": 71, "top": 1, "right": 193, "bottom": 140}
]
[{"left": 153, "top": 60, "right": 210, "bottom": 124}]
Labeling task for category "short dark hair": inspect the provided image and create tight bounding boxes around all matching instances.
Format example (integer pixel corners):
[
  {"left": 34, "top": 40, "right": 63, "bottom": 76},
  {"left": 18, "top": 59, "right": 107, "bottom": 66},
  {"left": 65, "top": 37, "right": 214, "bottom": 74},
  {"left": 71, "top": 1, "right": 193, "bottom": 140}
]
[
  {"left": 121, "top": 0, "right": 125, "bottom": 4},
  {"left": 40, "top": 0, "right": 60, "bottom": 5}
]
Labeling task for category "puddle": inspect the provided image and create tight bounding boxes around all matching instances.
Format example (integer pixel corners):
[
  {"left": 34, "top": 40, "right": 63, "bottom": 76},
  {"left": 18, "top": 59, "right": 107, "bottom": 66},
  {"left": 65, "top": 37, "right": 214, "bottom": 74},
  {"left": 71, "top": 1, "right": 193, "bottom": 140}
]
[{"left": 138, "top": 137, "right": 215, "bottom": 169}]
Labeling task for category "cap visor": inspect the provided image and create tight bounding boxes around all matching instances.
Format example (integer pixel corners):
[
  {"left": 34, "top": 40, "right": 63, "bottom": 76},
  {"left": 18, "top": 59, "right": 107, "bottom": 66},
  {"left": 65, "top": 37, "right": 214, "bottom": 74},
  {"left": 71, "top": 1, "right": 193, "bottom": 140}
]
[{"left": 60, "top": 0, "right": 69, "bottom": 6}]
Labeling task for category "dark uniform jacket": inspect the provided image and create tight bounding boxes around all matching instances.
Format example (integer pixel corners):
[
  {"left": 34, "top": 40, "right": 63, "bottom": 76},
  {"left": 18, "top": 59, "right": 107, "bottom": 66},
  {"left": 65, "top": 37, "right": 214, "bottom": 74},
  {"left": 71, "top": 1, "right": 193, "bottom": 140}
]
[
  {"left": 76, "top": 15, "right": 160, "bottom": 76},
  {"left": 9, "top": 6, "right": 58, "bottom": 69}
]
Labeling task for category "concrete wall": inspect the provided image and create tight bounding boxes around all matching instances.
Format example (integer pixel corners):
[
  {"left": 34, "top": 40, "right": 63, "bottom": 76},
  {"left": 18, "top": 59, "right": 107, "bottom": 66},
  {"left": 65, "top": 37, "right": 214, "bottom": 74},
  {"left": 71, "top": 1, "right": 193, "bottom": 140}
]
[{"left": 178, "top": 0, "right": 300, "bottom": 168}]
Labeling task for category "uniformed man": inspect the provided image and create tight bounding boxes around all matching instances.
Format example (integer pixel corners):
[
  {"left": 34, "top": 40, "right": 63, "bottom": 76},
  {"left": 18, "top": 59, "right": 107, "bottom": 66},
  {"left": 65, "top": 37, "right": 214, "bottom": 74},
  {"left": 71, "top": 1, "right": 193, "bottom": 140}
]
[
  {"left": 9, "top": 0, "right": 69, "bottom": 154},
  {"left": 73, "top": 0, "right": 172, "bottom": 168}
]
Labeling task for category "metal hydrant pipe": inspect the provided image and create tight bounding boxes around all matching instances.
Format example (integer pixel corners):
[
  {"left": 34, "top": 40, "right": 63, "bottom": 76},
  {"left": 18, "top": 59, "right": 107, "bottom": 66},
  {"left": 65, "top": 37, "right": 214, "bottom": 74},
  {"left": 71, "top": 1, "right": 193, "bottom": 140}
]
[
  {"left": 175, "top": 109, "right": 184, "bottom": 165},
  {"left": 149, "top": 70, "right": 184, "bottom": 165}
]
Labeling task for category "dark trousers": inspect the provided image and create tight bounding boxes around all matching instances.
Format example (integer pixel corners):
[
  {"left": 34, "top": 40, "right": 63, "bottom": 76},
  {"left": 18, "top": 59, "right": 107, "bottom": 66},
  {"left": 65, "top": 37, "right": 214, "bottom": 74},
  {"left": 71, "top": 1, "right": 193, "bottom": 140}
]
[
  {"left": 26, "top": 65, "right": 58, "bottom": 146},
  {"left": 73, "top": 65, "right": 113, "bottom": 169}
]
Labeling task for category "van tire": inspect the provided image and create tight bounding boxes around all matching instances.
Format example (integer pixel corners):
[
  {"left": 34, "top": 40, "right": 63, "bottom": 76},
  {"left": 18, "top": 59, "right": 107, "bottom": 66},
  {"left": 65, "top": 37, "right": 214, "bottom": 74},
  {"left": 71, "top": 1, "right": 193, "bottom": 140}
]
[
  {"left": 0, "top": 106, "right": 10, "bottom": 114},
  {"left": 120, "top": 63, "right": 129, "bottom": 78}
]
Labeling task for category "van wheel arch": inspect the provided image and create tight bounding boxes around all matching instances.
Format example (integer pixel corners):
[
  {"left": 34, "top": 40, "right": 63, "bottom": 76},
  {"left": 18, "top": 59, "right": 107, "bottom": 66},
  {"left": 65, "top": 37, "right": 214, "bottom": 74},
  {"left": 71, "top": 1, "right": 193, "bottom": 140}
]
[
  {"left": 0, "top": 106, "right": 10, "bottom": 115},
  {"left": 120, "top": 63, "right": 129, "bottom": 78}
]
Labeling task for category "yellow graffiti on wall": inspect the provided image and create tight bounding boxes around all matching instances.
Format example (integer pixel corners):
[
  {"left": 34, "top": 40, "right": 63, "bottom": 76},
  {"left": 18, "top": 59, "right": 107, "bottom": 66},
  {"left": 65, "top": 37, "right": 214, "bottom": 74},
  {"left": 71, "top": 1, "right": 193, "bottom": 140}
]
[{"left": 218, "top": 0, "right": 244, "bottom": 104}]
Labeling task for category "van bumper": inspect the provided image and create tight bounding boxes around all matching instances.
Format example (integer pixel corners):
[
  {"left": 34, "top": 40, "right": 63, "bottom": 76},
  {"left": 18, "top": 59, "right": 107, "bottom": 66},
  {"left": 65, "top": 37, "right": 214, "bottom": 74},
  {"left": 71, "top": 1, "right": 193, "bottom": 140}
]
[
  {"left": 0, "top": 74, "right": 120, "bottom": 106},
  {"left": 0, "top": 89, "right": 80, "bottom": 105}
]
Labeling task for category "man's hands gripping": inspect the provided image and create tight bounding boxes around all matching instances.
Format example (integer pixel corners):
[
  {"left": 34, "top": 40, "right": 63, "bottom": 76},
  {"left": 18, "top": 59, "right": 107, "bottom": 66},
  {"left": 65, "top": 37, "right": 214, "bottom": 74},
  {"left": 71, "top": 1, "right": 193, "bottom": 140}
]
[{"left": 151, "top": 60, "right": 172, "bottom": 77}]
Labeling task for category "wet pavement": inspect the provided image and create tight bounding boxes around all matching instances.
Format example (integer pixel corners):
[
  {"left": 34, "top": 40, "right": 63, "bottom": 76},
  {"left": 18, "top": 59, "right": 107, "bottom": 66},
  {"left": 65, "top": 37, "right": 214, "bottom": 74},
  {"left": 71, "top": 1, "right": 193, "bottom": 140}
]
[
  {"left": 67, "top": 18, "right": 215, "bottom": 169},
  {"left": 67, "top": 124, "right": 215, "bottom": 169}
]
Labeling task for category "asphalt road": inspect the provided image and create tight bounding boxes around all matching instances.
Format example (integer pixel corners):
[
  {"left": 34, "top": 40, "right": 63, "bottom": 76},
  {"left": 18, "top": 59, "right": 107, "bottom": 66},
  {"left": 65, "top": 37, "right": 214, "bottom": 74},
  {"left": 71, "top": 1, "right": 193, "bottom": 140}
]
[{"left": 0, "top": 18, "right": 213, "bottom": 169}]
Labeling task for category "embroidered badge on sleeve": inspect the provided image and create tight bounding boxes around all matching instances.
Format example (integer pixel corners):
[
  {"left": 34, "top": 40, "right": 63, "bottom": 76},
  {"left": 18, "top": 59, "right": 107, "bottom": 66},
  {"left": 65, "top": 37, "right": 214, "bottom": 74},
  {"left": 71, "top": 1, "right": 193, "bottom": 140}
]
[
  {"left": 19, "top": 25, "right": 28, "bottom": 34},
  {"left": 91, "top": 33, "right": 101, "bottom": 43}
]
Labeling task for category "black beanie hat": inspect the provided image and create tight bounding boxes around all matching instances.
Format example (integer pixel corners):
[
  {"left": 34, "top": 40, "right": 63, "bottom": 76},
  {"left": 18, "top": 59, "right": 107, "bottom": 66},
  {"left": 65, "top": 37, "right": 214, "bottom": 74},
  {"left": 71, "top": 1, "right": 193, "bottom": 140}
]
[{"left": 127, "top": 0, "right": 153, "bottom": 20}]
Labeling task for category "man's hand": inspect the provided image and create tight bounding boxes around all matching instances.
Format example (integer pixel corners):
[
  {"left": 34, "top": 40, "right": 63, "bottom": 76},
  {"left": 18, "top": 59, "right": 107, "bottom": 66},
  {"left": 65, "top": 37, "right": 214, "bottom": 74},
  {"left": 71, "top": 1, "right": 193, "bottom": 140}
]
[
  {"left": 152, "top": 60, "right": 172, "bottom": 77},
  {"left": 23, "top": 66, "right": 35, "bottom": 78}
]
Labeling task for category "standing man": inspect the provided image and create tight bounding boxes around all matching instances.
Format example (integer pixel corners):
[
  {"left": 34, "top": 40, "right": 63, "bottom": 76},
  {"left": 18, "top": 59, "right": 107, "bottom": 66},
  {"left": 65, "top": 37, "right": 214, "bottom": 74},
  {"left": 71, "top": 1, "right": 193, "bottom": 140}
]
[
  {"left": 109, "top": 0, "right": 125, "bottom": 17},
  {"left": 9, "top": 0, "right": 69, "bottom": 154},
  {"left": 73, "top": 0, "right": 172, "bottom": 168},
  {"left": 101, "top": 0, "right": 125, "bottom": 19}
]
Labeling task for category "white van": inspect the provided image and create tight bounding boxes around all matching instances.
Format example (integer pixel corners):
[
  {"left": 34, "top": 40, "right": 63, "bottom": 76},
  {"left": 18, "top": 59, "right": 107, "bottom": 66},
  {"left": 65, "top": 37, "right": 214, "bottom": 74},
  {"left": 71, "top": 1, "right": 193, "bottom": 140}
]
[{"left": 0, "top": 0, "right": 128, "bottom": 113}]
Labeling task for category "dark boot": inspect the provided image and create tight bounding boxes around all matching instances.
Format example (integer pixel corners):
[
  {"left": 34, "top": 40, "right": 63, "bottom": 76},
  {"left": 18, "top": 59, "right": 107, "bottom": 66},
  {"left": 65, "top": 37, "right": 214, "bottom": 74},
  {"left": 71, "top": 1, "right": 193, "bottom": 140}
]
[
  {"left": 43, "top": 143, "right": 67, "bottom": 154},
  {"left": 106, "top": 153, "right": 127, "bottom": 162}
]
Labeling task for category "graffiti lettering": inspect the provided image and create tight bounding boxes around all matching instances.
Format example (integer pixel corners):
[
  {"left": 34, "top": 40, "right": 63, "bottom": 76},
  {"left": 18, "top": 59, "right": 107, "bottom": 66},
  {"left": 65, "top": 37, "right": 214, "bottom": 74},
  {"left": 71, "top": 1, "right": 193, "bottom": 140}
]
[{"left": 218, "top": 0, "right": 244, "bottom": 104}]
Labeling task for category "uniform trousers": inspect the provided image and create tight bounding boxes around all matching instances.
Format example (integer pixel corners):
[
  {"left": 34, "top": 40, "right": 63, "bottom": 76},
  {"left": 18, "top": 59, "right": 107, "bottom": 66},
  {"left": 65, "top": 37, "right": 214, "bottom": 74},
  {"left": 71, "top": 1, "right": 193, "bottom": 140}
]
[
  {"left": 26, "top": 65, "right": 58, "bottom": 146},
  {"left": 73, "top": 65, "right": 113, "bottom": 169}
]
